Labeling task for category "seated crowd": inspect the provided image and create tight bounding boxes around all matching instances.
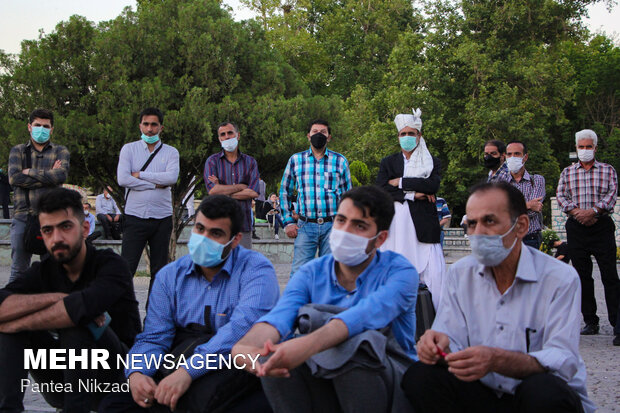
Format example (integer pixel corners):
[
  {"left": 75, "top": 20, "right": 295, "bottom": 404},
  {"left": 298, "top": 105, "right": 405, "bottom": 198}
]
[{"left": 0, "top": 182, "right": 595, "bottom": 413}]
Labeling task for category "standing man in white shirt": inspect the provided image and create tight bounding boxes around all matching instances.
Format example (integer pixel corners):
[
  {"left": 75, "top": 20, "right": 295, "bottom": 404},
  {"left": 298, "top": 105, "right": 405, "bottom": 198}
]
[
  {"left": 117, "top": 107, "right": 179, "bottom": 291},
  {"left": 402, "top": 181, "right": 594, "bottom": 413}
]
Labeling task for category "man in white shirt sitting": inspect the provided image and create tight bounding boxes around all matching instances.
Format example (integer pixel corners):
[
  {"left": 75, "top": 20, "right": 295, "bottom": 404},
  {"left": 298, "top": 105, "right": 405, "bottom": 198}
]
[{"left": 402, "top": 181, "right": 594, "bottom": 413}]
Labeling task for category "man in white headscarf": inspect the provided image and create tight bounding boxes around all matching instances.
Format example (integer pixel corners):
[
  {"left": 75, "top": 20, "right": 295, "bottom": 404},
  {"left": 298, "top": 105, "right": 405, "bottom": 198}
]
[{"left": 376, "top": 109, "right": 445, "bottom": 309}]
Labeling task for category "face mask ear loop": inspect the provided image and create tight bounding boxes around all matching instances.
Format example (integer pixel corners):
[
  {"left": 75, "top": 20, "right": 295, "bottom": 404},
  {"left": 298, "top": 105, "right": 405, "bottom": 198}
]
[
  {"left": 220, "top": 235, "right": 236, "bottom": 261},
  {"left": 502, "top": 219, "right": 519, "bottom": 250}
]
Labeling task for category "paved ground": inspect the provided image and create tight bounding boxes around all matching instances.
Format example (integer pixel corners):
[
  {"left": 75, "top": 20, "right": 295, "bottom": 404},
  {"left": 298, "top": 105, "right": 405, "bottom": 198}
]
[{"left": 1, "top": 262, "right": 618, "bottom": 412}]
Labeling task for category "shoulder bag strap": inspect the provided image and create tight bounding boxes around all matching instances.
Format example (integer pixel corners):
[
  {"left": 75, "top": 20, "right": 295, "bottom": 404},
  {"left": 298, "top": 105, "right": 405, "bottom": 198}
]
[{"left": 125, "top": 143, "right": 165, "bottom": 203}]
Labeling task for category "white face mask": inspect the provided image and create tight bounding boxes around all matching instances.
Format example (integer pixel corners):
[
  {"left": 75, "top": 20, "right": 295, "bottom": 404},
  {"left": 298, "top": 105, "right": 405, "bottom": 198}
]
[
  {"left": 221, "top": 137, "right": 239, "bottom": 152},
  {"left": 506, "top": 156, "right": 524, "bottom": 173},
  {"left": 577, "top": 149, "right": 594, "bottom": 163},
  {"left": 329, "top": 228, "right": 379, "bottom": 266},
  {"left": 469, "top": 220, "right": 518, "bottom": 267}
]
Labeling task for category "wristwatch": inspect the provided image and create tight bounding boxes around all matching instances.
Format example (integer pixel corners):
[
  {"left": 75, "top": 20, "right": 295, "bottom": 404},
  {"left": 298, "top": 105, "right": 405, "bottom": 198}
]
[{"left": 591, "top": 207, "right": 599, "bottom": 217}]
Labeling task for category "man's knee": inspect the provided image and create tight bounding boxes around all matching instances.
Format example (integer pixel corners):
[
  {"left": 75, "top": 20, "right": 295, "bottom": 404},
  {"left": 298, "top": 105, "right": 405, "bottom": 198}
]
[
  {"left": 516, "top": 373, "right": 583, "bottom": 412},
  {"left": 401, "top": 362, "right": 444, "bottom": 397}
]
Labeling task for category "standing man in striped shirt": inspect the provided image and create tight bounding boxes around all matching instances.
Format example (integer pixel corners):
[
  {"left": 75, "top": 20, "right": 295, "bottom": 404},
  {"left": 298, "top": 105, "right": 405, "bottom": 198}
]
[
  {"left": 204, "top": 122, "right": 260, "bottom": 249},
  {"left": 557, "top": 129, "right": 619, "bottom": 346},
  {"left": 504, "top": 140, "right": 546, "bottom": 249},
  {"left": 280, "top": 119, "right": 352, "bottom": 276}
]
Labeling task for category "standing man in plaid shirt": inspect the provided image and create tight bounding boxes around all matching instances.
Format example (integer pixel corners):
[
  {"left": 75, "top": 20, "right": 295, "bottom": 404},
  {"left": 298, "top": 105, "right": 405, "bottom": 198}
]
[
  {"left": 204, "top": 121, "right": 260, "bottom": 249},
  {"left": 504, "top": 140, "right": 546, "bottom": 249},
  {"left": 8, "top": 108, "right": 70, "bottom": 282},
  {"left": 557, "top": 129, "right": 619, "bottom": 346},
  {"left": 280, "top": 119, "right": 352, "bottom": 276}
]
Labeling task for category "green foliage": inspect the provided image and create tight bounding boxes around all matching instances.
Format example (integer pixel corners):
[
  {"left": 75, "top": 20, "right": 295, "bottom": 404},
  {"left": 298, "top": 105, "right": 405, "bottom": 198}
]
[
  {"left": 349, "top": 160, "right": 371, "bottom": 186},
  {"left": 1, "top": 0, "right": 618, "bottom": 238},
  {"left": 540, "top": 229, "right": 560, "bottom": 255}
]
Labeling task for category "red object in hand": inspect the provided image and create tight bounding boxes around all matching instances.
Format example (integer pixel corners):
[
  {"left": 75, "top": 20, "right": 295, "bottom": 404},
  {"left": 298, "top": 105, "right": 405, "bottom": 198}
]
[{"left": 436, "top": 346, "right": 448, "bottom": 358}]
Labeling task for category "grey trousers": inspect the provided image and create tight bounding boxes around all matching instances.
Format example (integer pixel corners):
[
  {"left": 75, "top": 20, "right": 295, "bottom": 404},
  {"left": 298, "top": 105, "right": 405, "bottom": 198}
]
[
  {"left": 240, "top": 231, "right": 252, "bottom": 249},
  {"left": 261, "top": 364, "right": 388, "bottom": 413},
  {"left": 9, "top": 215, "right": 32, "bottom": 282}
]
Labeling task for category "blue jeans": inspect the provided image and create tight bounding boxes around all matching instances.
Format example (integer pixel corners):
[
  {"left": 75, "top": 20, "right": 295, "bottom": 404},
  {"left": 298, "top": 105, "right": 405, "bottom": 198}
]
[
  {"left": 290, "top": 221, "right": 332, "bottom": 277},
  {"left": 273, "top": 214, "right": 285, "bottom": 235},
  {"left": 10, "top": 215, "right": 32, "bottom": 282}
]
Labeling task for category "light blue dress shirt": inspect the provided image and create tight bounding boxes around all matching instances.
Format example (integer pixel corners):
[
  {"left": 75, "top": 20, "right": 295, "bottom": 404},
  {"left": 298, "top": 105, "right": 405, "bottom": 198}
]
[
  {"left": 85, "top": 212, "right": 95, "bottom": 236},
  {"left": 126, "top": 247, "right": 280, "bottom": 380},
  {"left": 258, "top": 250, "right": 419, "bottom": 360},
  {"left": 117, "top": 140, "right": 179, "bottom": 219},
  {"left": 433, "top": 246, "right": 595, "bottom": 413}
]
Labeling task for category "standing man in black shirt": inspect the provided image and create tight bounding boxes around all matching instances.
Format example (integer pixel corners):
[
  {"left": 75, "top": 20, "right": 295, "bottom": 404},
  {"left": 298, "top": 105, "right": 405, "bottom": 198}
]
[{"left": 0, "top": 188, "right": 141, "bottom": 413}]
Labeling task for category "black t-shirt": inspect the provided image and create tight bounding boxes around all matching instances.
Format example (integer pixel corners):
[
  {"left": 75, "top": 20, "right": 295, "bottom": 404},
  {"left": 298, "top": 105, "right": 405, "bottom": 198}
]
[
  {"left": 0, "top": 244, "right": 141, "bottom": 347},
  {"left": 554, "top": 242, "right": 571, "bottom": 264}
]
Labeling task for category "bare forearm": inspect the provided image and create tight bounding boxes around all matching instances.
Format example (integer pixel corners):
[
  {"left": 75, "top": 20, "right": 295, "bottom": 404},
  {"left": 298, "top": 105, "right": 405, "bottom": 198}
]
[
  {"left": 236, "top": 322, "right": 281, "bottom": 349},
  {"left": 0, "top": 300, "right": 74, "bottom": 333},
  {"left": 491, "top": 348, "right": 545, "bottom": 379},
  {"left": 208, "top": 184, "right": 247, "bottom": 196},
  {"left": 0, "top": 293, "right": 67, "bottom": 323},
  {"left": 230, "top": 189, "right": 259, "bottom": 200},
  {"left": 304, "top": 319, "right": 349, "bottom": 355}
]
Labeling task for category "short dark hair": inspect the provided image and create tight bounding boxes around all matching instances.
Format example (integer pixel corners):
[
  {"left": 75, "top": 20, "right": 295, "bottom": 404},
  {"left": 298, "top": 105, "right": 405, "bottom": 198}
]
[
  {"left": 506, "top": 140, "right": 528, "bottom": 154},
  {"left": 196, "top": 195, "right": 244, "bottom": 236},
  {"left": 469, "top": 181, "right": 527, "bottom": 222},
  {"left": 307, "top": 119, "right": 330, "bottom": 135},
  {"left": 484, "top": 140, "right": 506, "bottom": 154},
  {"left": 29, "top": 109, "right": 54, "bottom": 126},
  {"left": 139, "top": 107, "right": 164, "bottom": 124},
  {"left": 217, "top": 121, "right": 238, "bottom": 133},
  {"left": 340, "top": 186, "right": 395, "bottom": 232},
  {"left": 36, "top": 188, "right": 84, "bottom": 222}
]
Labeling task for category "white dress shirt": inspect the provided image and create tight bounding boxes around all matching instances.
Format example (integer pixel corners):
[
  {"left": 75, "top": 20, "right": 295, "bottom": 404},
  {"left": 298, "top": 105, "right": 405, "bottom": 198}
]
[
  {"left": 433, "top": 245, "right": 595, "bottom": 413},
  {"left": 117, "top": 140, "right": 179, "bottom": 219}
]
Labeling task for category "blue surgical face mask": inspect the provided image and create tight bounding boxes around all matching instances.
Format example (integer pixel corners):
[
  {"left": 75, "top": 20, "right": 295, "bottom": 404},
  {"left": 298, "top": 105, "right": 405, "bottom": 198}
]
[
  {"left": 221, "top": 137, "right": 238, "bottom": 152},
  {"left": 141, "top": 133, "right": 160, "bottom": 145},
  {"left": 188, "top": 232, "right": 234, "bottom": 268},
  {"left": 31, "top": 126, "right": 51, "bottom": 144},
  {"left": 468, "top": 220, "right": 518, "bottom": 267},
  {"left": 399, "top": 135, "right": 417, "bottom": 152}
]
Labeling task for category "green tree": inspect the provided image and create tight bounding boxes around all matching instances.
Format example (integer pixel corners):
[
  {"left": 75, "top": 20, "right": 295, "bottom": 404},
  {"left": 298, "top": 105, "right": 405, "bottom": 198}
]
[{"left": 0, "top": 0, "right": 338, "bottom": 262}]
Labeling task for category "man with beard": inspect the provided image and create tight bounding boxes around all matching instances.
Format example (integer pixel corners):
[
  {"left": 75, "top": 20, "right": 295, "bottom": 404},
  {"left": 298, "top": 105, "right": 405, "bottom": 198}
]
[
  {"left": 280, "top": 119, "right": 352, "bottom": 276},
  {"left": 0, "top": 188, "right": 141, "bottom": 413}
]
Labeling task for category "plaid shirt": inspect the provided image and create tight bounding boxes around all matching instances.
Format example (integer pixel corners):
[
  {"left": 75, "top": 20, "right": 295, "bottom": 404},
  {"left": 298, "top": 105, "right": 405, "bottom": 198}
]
[
  {"left": 204, "top": 150, "right": 260, "bottom": 233},
  {"left": 8, "top": 141, "right": 70, "bottom": 217},
  {"left": 488, "top": 162, "right": 511, "bottom": 182},
  {"left": 280, "top": 148, "right": 352, "bottom": 225},
  {"left": 557, "top": 160, "right": 618, "bottom": 214},
  {"left": 506, "top": 170, "right": 546, "bottom": 234}
]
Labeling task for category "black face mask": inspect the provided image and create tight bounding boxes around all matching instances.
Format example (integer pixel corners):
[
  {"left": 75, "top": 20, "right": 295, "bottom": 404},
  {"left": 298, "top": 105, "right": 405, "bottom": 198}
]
[
  {"left": 310, "top": 133, "right": 328, "bottom": 149},
  {"left": 483, "top": 154, "right": 501, "bottom": 169}
]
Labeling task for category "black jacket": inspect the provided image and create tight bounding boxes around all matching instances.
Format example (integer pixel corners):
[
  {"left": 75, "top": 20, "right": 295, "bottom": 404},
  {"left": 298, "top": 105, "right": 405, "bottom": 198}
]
[{"left": 376, "top": 152, "right": 441, "bottom": 244}]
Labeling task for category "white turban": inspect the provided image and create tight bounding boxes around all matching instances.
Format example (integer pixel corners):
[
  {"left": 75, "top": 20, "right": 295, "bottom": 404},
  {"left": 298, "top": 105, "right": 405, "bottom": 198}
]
[{"left": 394, "top": 108, "right": 422, "bottom": 132}]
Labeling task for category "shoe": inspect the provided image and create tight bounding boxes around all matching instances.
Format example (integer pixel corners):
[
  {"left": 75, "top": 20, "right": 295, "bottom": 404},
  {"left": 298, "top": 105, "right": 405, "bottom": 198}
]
[
  {"left": 274, "top": 234, "right": 279, "bottom": 240},
  {"left": 613, "top": 335, "right": 620, "bottom": 346},
  {"left": 580, "top": 324, "right": 599, "bottom": 335},
  {"left": 252, "top": 232, "right": 260, "bottom": 240}
]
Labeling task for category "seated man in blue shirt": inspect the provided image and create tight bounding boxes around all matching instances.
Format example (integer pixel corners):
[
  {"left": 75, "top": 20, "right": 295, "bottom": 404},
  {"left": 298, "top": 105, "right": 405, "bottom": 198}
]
[
  {"left": 232, "top": 185, "right": 418, "bottom": 413},
  {"left": 402, "top": 181, "right": 594, "bottom": 413},
  {"left": 100, "top": 195, "right": 280, "bottom": 413}
]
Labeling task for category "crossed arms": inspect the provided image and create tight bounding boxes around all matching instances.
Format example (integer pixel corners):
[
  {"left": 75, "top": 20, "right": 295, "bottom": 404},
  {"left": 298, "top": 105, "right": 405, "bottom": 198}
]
[{"left": 0, "top": 293, "right": 73, "bottom": 333}]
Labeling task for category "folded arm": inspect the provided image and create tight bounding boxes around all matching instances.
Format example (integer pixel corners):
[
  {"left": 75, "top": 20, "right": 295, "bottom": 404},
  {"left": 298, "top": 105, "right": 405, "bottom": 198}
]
[
  {"left": 0, "top": 293, "right": 67, "bottom": 323},
  {"left": 138, "top": 149, "right": 180, "bottom": 187},
  {"left": 117, "top": 146, "right": 156, "bottom": 190},
  {"left": 0, "top": 298, "right": 74, "bottom": 333}
]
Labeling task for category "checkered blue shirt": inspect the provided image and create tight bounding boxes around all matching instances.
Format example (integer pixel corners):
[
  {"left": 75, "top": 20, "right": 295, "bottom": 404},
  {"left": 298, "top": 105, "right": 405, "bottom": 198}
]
[{"left": 279, "top": 148, "right": 352, "bottom": 225}]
